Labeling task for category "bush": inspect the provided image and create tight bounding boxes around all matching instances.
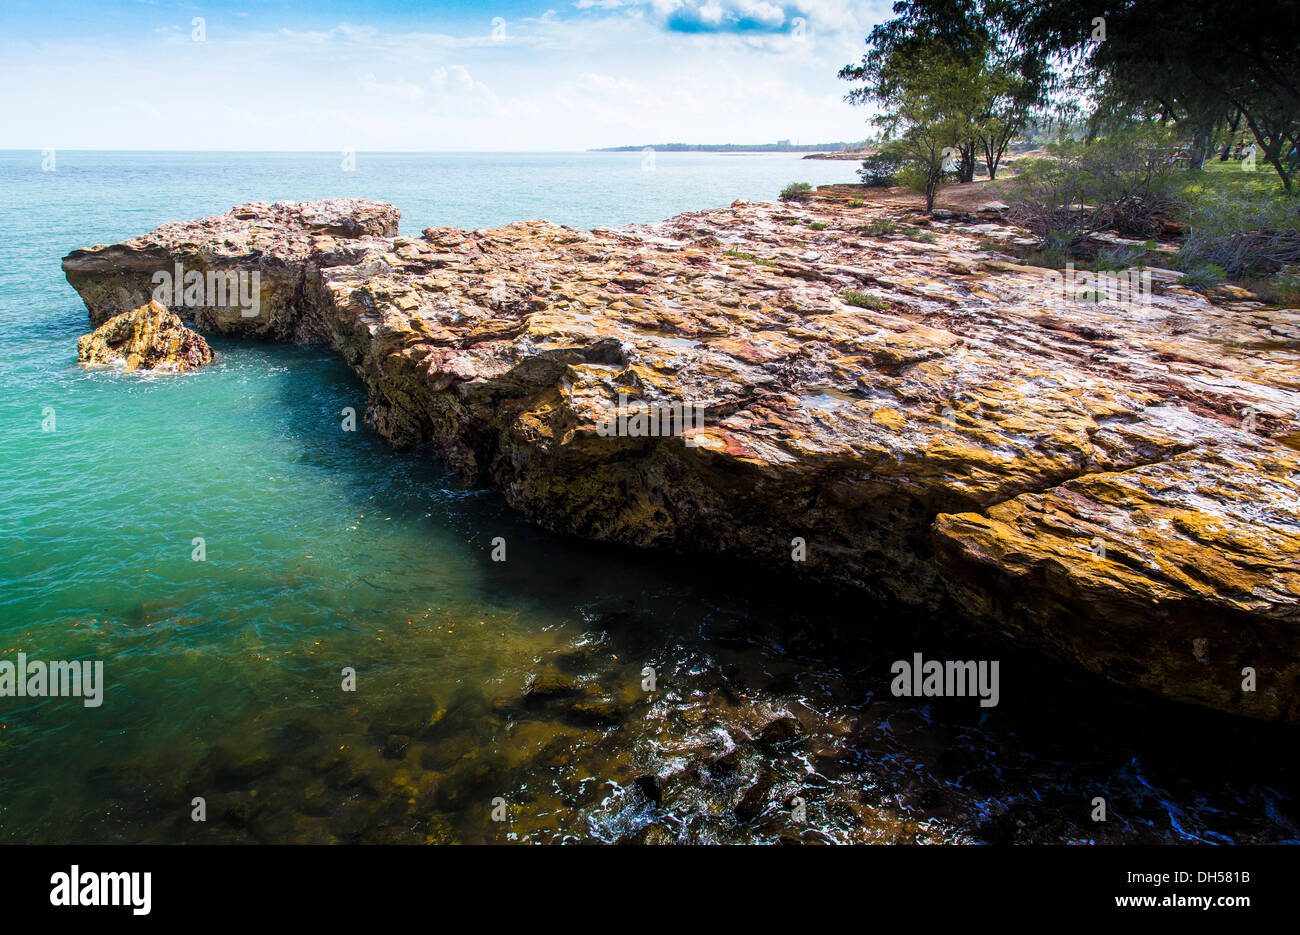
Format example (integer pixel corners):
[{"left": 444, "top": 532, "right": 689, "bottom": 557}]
[
  {"left": 859, "top": 219, "right": 898, "bottom": 237},
  {"left": 839, "top": 290, "right": 889, "bottom": 310},
  {"left": 780, "top": 182, "right": 812, "bottom": 201},
  {"left": 1179, "top": 263, "right": 1226, "bottom": 289},
  {"left": 724, "top": 248, "right": 777, "bottom": 267},
  {"left": 1096, "top": 242, "right": 1152, "bottom": 271},
  {"left": 858, "top": 152, "right": 904, "bottom": 187},
  {"left": 1003, "top": 125, "right": 1184, "bottom": 251},
  {"left": 1176, "top": 195, "right": 1300, "bottom": 277}
]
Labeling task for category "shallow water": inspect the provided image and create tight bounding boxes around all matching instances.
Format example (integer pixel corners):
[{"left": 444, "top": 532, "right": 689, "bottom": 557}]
[{"left": 0, "top": 151, "right": 1296, "bottom": 844}]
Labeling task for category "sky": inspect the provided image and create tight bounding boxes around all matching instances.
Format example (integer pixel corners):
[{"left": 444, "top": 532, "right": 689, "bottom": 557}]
[{"left": 0, "top": 0, "right": 891, "bottom": 151}]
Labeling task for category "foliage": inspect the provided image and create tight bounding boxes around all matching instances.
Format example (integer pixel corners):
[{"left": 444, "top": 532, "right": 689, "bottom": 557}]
[
  {"left": 1176, "top": 196, "right": 1300, "bottom": 277},
  {"left": 779, "top": 182, "right": 813, "bottom": 201},
  {"left": 724, "top": 249, "right": 777, "bottom": 267},
  {"left": 988, "top": 0, "right": 1300, "bottom": 191},
  {"left": 858, "top": 151, "right": 904, "bottom": 187},
  {"left": 859, "top": 219, "right": 898, "bottom": 236},
  {"left": 1003, "top": 126, "right": 1184, "bottom": 249},
  {"left": 1178, "top": 264, "right": 1226, "bottom": 290},
  {"left": 839, "top": 1, "right": 1040, "bottom": 187},
  {"left": 839, "top": 290, "right": 890, "bottom": 310}
]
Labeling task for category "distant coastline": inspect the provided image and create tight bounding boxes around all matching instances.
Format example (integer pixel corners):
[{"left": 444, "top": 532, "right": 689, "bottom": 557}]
[{"left": 589, "top": 141, "right": 855, "bottom": 153}]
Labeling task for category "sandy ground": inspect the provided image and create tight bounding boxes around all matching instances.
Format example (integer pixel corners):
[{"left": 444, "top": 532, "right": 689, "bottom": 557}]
[{"left": 817, "top": 177, "right": 1009, "bottom": 213}]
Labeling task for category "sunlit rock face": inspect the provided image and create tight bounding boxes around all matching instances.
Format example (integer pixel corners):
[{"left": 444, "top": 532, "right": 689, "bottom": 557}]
[
  {"left": 63, "top": 191, "right": 1300, "bottom": 720},
  {"left": 76, "top": 300, "right": 216, "bottom": 372}
]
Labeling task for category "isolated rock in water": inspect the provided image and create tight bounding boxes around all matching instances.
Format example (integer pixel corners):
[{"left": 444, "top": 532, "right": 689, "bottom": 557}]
[
  {"left": 77, "top": 300, "right": 215, "bottom": 371},
  {"left": 61, "top": 192, "right": 1300, "bottom": 721}
]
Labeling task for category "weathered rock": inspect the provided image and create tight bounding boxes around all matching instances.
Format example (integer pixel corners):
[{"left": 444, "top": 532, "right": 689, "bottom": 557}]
[
  {"left": 76, "top": 300, "right": 215, "bottom": 371},
  {"left": 62, "top": 191, "right": 1300, "bottom": 721},
  {"left": 63, "top": 199, "right": 398, "bottom": 340},
  {"left": 933, "top": 443, "right": 1300, "bottom": 720}
]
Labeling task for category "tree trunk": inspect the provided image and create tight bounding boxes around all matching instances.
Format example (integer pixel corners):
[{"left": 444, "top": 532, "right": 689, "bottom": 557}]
[
  {"left": 1219, "top": 108, "right": 1242, "bottom": 161},
  {"left": 959, "top": 141, "right": 976, "bottom": 184}
]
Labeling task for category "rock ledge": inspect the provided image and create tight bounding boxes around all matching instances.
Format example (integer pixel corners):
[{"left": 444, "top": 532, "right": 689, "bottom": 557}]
[{"left": 62, "top": 194, "right": 1300, "bottom": 721}]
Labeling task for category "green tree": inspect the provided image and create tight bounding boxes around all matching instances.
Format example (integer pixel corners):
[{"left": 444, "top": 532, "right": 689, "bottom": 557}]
[
  {"left": 839, "top": 1, "right": 1039, "bottom": 187},
  {"left": 989, "top": 0, "right": 1299, "bottom": 190},
  {"left": 865, "top": 51, "right": 979, "bottom": 212}
]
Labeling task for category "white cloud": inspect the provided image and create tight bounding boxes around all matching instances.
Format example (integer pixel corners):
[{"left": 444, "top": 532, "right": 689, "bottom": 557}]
[{"left": 0, "top": 2, "right": 888, "bottom": 150}]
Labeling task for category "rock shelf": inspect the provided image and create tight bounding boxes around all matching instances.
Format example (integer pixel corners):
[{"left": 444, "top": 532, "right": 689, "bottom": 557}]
[{"left": 62, "top": 190, "right": 1300, "bottom": 720}]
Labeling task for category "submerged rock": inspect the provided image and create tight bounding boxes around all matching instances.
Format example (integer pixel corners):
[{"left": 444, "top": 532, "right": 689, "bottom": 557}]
[
  {"left": 76, "top": 300, "right": 215, "bottom": 372},
  {"left": 61, "top": 192, "right": 1300, "bottom": 721}
]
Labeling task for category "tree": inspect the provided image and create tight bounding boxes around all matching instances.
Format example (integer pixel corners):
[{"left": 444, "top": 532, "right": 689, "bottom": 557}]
[
  {"left": 988, "top": 0, "right": 1300, "bottom": 190},
  {"left": 865, "top": 52, "right": 978, "bottom": 212},
  {"left": 975, "top": 67, "right": 1033, "bottom": 179},
  {"left": 840, "top": 1, "right": 1040, "bottom": 190}
]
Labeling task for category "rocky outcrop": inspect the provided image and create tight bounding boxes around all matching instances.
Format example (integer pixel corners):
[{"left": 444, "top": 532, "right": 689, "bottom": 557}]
[
  {"left": 76, "top": 300, "right": 216, "bottom": 372},
  {"left": 61, "top": 193, "right": 1300, "bottom": 721},
  {"left": 62, "top": 199, "right": 399, "bottom": 341}
]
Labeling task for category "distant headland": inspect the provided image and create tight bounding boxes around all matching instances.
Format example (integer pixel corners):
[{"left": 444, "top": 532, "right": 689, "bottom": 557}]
[{"left": 589, "top": 140, "right": 858, "bottom": 153}]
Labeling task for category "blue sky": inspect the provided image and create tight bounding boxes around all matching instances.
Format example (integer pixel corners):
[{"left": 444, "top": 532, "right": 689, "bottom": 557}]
[{"left": 0, "top": 0, "right": 890, "bottom": 150}]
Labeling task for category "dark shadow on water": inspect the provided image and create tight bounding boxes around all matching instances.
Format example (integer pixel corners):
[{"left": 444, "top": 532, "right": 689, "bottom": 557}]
[{"left": 35, "top": 336, "right": 1293, "bottom": 844}]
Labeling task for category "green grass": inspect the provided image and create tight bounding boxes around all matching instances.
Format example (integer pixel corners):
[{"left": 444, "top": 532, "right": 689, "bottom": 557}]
[
  {"left": 859, "top": 219, "right": 897, "bottom": 237},
  {"left": 839, "top": 290, "right": 889, "bottom": 310},
  {"left": 1179, "top": 263, "right": 1226, "bottom": 289},
  {"left": 725, "top": 248, "right": 778, "bottom": 267},
  {"left": 807, "top": 221, "right": 829, "bottom": 231},
  {"left": 1179, "top": 158, "right": 1293, "bottom": 208}
]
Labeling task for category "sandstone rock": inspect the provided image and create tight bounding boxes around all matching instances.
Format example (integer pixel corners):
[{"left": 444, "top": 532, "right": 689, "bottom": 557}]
[
  {"left": 62, "top": 193, "right": 1300, "bottom": 721},
  {"left": 76, "top": 300, "right": 215, "bottom": 371},
  {"left": 63, "top": 199, "right": 399, "bottom": 340}
]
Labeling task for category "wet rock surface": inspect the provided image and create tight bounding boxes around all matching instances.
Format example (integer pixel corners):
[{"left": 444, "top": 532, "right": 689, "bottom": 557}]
[
  {"left": 62, "top": 190, "right": 1300, "bottom": 720},
  {"left": 76, "top": 300, "right": 216, "bottom": 372}
]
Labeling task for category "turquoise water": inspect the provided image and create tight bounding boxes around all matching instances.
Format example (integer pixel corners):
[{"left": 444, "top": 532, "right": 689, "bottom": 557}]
[{"left": 1, "top": 151, "right": 1296, "bottom": 844}]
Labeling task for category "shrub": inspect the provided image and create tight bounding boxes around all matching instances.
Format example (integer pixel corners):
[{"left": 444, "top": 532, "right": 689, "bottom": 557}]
[
  {"left": 1003, "top": 125, "right": 1184, "bottom": 251},
  {"left": 724, "top": 248, "right": 777, "bottom": 267},
  {"left": 858, "top": 152, "right": 904, "bottom": 187},
  {"left": 808, "top": 221, "right": 829, "bottom": 230},
  {"left": 1096, "top": 243, "right": 1151, "bottom": 271},
  {"left": 1176, "top": 195, "right": 1300, "bottom": 277},
  {"left": 1179, "top": 263, "right": 1226, "bottom": 289},
  {"left": 780, "top": 182, "right": 813, "bottom": 201},
  {"left": 859, "top": 219, "right": 898, "bottom": 237},
  {"left": 839, "top": 290, "right": 889, "bottom": 310}
]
